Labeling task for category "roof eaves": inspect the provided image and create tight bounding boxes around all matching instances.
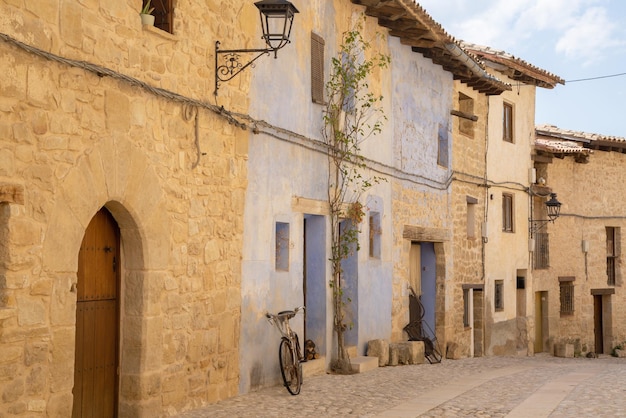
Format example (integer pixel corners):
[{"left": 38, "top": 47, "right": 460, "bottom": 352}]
[
  {"left": 350, "top": 0, "right": 511, "bottom": 95},
  {"left": 462, "top": 42, "right": 564, "bottom": 88}
]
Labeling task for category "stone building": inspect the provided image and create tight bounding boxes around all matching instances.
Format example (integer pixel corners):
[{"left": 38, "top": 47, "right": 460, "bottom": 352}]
[
  {"left": 0, "top": 0, "right": 257, "bottom": 415},
  {"left": 238, "top": 0, "right": 511, "bottom": 393},
  {"left": 456, "top": 44, "right": 563, "bottom": 356},
  {"left": 533, "top": 124, "right": 626, "bottom": 356},
  {"left": 0, "top": 0, "right": 585, "bottom": 416},
  {"left": 448, "top": 79, "right": 490, "bottom": 358}
]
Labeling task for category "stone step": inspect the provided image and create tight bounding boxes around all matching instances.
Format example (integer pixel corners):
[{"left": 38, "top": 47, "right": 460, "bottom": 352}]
[
  {"left": 346, "top": 346, "right": 358, "bottom": 358},
  {"left": 302, "top": 357, "right": 326, "bottom": 377},
  {"left": 350, "top": 356, "right": 379, "bottom": 373}
]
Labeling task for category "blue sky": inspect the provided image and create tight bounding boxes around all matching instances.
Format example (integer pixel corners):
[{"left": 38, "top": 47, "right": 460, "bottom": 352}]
[{"left": 417, "top": 0, "right": 626, "bottom": 137}]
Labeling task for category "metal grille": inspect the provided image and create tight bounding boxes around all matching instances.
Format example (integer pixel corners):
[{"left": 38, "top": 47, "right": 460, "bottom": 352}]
[
  {"left": 534, "top": 232, "right": 550, "bottom": 269},
  {"left": 494, "top": 281, "right": 503, "bottom": 311},
  {"left": 559, "top": 281, "right": 574, "bottom": 315},
  {"left": 607, "top": 256, "right": 616, "bottom": 285}
]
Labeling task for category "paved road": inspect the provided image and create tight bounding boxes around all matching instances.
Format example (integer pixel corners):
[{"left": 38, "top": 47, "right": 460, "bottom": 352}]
[{"left": 177, "top": 354, "right": 626, "bottom": 417}]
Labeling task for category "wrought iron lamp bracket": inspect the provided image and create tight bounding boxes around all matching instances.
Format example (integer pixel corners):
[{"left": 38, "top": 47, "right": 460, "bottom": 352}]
[
  {"left": 529, "top": 219, "right": 552, "bottom": 237},
  {"left": 214, "top": 41, "right": 275, "bottom": 96}
]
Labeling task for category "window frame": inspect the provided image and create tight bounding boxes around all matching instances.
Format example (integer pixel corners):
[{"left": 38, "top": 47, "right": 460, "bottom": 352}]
[
  {"left": 437, "top": 123, "right": 449, "bottom": 168},
  {"left": 368, "top": 212, "right": 381, "bottom": 259},
  {"left": 458, "top": 92, "right": 475, "bottom": 138},
  {"left": 503, "top": 102, "right": 514, "bottom": 143},
  {"left": 143, "top": 0, "right": 173, "bottom": 33},
  {"left": 559, "top": 277, "right": 575, "bottom": 316},
  {"left": 494, "top": 280, "right": 504, "bottom": 311},
  {"left": 275, "top": 222, "right": 290, "bottom": 271},
  {"left": 502, "top": 193, "right": 514, "bottom": 233},
  {"left": 606, "top": 226, "right": 620, "bottom": 285},
  {"left": 466, "top": 196, "right": 478, "bottom": 239}
]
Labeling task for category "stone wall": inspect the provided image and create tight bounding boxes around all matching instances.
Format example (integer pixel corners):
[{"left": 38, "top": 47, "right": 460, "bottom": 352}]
[
  {"left": 449, "top": 82, "right": 489, "bottom": 357},
  {"left": 0, "top": 0, "right": 251, "bottom": 415},
  {"left": 534, "top": 150, "right": 626, "bottom": 355}
]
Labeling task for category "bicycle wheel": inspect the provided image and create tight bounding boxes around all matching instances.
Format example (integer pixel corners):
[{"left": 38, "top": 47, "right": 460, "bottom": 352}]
[{"left": 279, "top": 338, "right": 301, "bottom": 395}]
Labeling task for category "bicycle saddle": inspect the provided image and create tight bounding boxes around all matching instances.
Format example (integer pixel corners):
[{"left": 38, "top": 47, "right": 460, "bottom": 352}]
[{"left": 277, "top": 310, "right": 296, "bottom": 318}]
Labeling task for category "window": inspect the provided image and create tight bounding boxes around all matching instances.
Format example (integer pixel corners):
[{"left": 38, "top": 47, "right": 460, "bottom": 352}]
[
  {"left": 494, "top": 280, "right": 504, "bottom": 311},
  {"left": 311, "top": 32, "right": 325, "bottom": 104},
  {"left": 466, "top": 196, "right": 477, "bottom": 238},
  {"left": 502, "top": 193, "right": 514, "bottom": 232},
  {"left": 458, "top": 93, "right": 475, "bottom": 137},
  {"left": 369, "top": 212, "right": 381, "bottom": 259},
  {"left": 437, "top": 124, "right": 448, "bottom": 168},
  {"left": 143, "top": 0, "right": 173, "bottom": 33},
  {"left": 503, "top": 102, "right": 513, "bottom": 142},
  {"left": 275, "top": 222, "right": 290, "bottom": 271},
  {"left": 559, "top": 277, "right": 575, "bottom": 315},
  {"left": 607, "top": 227, "right": 620, "bottom": 285},
  {"left": 533, "top": 232, "right": 550, "bottom": 269}
]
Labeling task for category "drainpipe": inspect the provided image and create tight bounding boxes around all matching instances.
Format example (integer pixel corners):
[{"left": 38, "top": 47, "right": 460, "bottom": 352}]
[{"left": 444, "top": 43, "right": 503, "bottom": 85}]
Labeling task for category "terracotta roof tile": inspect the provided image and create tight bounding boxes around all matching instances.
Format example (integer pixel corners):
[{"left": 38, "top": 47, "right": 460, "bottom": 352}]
[
  {"left": 536, "top": 124, "right": 626, "bottom": 144},
  {"left": 461, "top": 42, "right": 564, "bottom": 88},
  {"left": 535, "top": 138, "right": 592, "bottom": 155}
]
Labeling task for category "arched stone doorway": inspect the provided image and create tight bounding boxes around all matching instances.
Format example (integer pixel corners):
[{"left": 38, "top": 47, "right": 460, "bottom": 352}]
[{"left": 73, "top": 207, "right": 120, "bottom": 417}]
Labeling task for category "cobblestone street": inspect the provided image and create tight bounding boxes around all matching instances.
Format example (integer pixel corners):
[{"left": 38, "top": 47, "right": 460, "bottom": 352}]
[{"left": 177, "top": 354, "right": 626, "bottom": 417}]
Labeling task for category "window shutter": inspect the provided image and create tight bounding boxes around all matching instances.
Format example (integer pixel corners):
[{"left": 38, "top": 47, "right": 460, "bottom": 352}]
[{"left": 311, "top": 32, "right": 325, "bottom": 104}]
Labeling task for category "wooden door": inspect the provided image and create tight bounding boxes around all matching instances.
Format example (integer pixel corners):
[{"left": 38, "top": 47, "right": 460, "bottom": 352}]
[
  {"left": 594, "top": 295, "right": 603, "bottom": 354},
  {"left": 73, "top": 208, "right": 120, "bottom": 417}
]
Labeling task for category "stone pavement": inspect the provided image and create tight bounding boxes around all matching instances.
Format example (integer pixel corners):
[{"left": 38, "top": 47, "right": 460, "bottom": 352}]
[{"left": 177, "top": 354, "right": 626, "bottom": 417}]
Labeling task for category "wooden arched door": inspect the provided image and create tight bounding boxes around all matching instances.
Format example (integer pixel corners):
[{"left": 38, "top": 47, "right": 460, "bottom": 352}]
[{"left": 73, "top": 208, "right": 120, "bottom": 417}]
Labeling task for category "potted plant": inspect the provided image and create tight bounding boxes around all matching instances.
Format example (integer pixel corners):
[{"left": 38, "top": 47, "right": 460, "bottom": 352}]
[{"left": 140, "top": 0, "right": 155, "bottom": 26}]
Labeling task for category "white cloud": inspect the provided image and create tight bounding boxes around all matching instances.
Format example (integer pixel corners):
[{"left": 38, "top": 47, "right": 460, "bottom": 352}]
[
  {"left": 554, "top": 7, "right": 623, "bottom": 65},
  {"left": 418, "top": 0, "right": 624, "bottom": 63}
]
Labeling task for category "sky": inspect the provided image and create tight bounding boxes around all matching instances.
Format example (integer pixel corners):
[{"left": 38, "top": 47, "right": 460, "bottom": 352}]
[{"left": 417, "top": 0, "right": 626, "bottom": 138}]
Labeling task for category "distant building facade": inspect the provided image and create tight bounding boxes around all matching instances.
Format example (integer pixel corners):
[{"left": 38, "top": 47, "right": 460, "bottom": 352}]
[{"left": 533, "top": 125, "right": 626, "bottom": 356}]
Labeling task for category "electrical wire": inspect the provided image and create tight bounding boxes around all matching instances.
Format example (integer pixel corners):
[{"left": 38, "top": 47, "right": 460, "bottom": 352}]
[{"left": 566, "top": 72, "right": 626, "bottom": 83}]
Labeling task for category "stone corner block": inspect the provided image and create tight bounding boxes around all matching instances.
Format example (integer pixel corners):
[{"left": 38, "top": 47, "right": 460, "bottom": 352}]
[
  {"left": 367, "top": 339, "right": 389, "bottom": 367},
  {"left": 554, "top": 343, "right": 574, "bottom": 358}
]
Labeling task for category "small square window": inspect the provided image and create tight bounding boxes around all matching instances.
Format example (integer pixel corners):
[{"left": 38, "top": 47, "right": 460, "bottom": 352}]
[
  {"left": 494, "top": 280, "right": 504, "bottom": 311},
  {"left": 275, "top": 222, "right": 290, "bottom": 271},
  {"left": 143, "top": 0, "right": 173, "bottom": 33}
]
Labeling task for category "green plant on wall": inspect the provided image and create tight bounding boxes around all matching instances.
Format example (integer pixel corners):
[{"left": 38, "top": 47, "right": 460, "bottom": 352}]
[{"left": 322, "top": 16, "right": 389, "bottom": 373}]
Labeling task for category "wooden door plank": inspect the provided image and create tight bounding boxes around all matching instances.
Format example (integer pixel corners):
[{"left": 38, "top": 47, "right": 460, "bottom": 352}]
[
  {"left": 82, "top": 303, "right": 96, "bottom": 416},
  {"left": 73, "top": 303, "right": 85, "bottom": 418}
]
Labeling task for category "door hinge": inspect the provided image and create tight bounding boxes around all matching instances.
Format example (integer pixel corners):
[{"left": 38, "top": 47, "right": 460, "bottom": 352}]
[{"left": 113, "top": 256, "right": 117, "bottom": 272}]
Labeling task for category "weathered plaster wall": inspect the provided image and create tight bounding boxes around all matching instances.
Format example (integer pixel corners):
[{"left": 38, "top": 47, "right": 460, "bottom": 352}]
[
  {"left": 240, "top": 1, "right": 395, "bottom": 392},
  {"left": 0, "top": 0, "right": 251, "bottom": 415},
  {"left": 483, "top": 74, "right": 536, "bottom": 356},
  {"left": 388, "top": 35, "right": 454, "bottom": 344}
]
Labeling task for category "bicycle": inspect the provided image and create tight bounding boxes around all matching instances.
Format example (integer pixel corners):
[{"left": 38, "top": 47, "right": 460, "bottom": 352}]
[{"left": 266, "top": 306, "right": 305, "bottom": 395}]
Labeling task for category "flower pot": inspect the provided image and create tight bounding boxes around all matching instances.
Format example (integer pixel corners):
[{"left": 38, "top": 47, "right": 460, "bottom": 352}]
[{"left": 140, "top": 13, "right": 155, "bottom": 26}]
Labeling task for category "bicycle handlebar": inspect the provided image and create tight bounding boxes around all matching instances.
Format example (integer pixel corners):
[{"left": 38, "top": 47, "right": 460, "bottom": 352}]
[{"left": 266, "top": 306, "right": 305, "bottom": 322}]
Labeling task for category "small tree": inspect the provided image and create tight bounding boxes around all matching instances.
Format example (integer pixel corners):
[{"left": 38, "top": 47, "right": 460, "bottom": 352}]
[{"left": 322, "top": 18, "right": 389, "bottom": 373}]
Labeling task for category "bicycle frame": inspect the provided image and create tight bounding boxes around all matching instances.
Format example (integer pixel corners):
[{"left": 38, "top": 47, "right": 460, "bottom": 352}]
[{"left": 266, "top": 306, "right": 304, "bottom": 395}]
